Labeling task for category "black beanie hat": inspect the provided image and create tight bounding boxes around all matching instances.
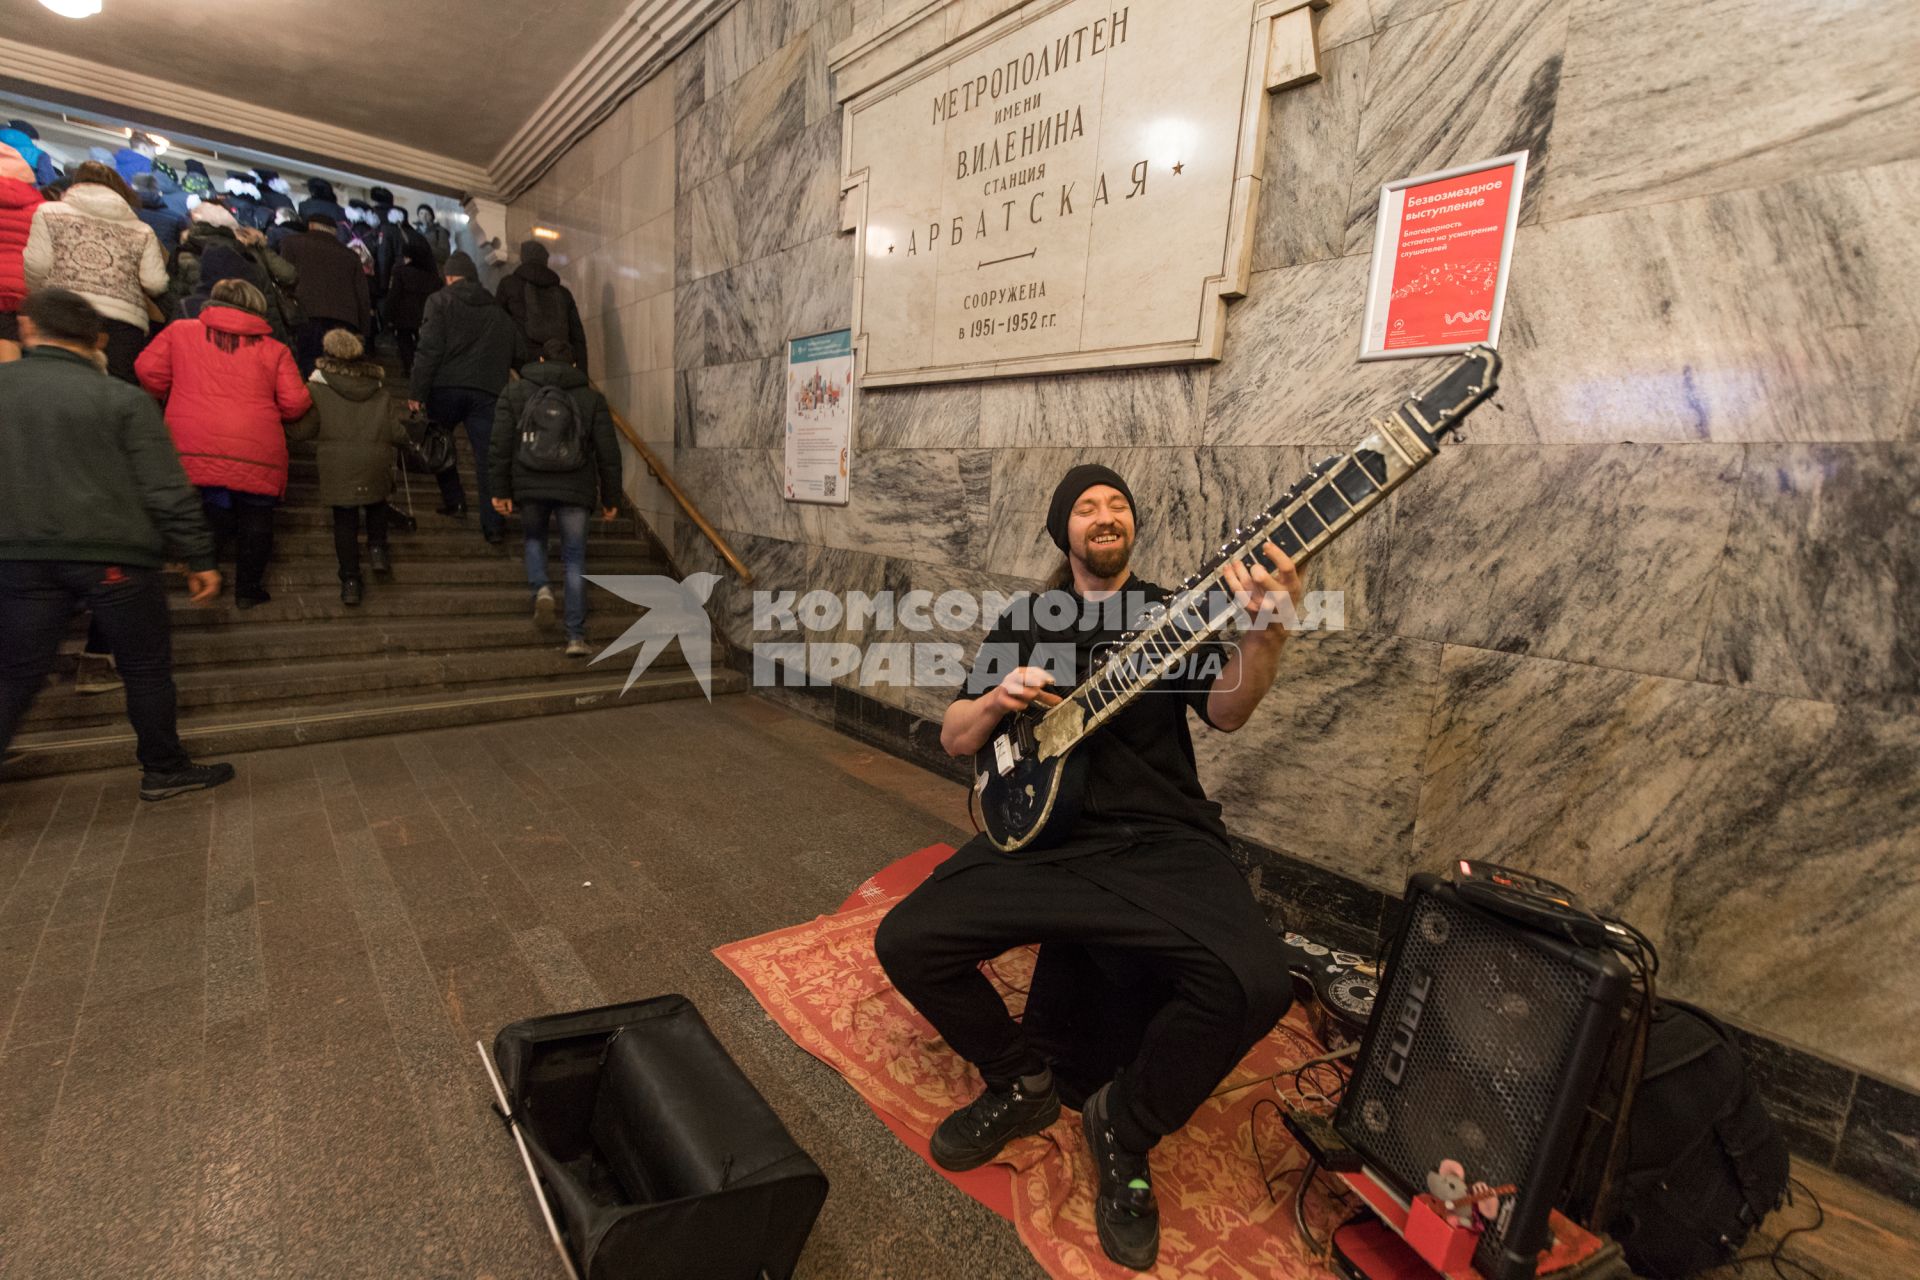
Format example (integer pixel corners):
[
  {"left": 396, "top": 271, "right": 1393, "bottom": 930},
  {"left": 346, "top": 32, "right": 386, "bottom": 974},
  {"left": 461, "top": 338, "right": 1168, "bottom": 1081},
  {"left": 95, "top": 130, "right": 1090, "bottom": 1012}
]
[
  {"left": 443, "top": 250, "right": 478, "bottom": 281},
  {"left": 1046, "top": 463, "right": 1136, "bottom": 553}
]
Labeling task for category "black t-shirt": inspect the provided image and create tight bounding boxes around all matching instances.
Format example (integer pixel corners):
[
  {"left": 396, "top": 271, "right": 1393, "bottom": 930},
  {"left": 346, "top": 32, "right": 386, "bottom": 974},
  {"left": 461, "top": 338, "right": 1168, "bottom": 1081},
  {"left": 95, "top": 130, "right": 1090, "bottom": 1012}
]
[{"left": 956, "top": 578, "right": 1231, "bottom": 858}]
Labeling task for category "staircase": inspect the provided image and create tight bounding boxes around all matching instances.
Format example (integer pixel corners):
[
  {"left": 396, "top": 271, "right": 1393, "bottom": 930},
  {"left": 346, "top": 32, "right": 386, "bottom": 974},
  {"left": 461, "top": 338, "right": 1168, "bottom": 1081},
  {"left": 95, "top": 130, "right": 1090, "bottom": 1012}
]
[{"left": 2, "top": 367, "right": 741, "bottom": 780}]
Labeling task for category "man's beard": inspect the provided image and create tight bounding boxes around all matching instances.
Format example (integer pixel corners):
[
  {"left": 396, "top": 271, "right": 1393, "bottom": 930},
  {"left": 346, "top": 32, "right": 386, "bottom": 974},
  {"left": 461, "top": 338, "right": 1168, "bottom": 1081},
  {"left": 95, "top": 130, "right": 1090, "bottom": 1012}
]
[{"left": 1078, "top": 528, "right": 1132, "bottom": 579}]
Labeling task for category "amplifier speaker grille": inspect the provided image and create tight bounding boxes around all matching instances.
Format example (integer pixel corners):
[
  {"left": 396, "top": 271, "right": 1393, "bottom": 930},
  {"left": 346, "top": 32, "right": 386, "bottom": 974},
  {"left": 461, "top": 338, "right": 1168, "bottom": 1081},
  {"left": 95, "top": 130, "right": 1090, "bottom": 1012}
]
[{"left": 1336, "top": 875, "right": 1626, "bottom": 1280}]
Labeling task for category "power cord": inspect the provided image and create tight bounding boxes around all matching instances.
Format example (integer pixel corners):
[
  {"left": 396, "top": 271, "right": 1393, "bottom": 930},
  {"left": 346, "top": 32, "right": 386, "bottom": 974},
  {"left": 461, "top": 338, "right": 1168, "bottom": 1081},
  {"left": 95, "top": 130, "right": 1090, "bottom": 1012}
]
[{"left": 1733, "top": 1176, "right": 1827, "bottom": 1280}]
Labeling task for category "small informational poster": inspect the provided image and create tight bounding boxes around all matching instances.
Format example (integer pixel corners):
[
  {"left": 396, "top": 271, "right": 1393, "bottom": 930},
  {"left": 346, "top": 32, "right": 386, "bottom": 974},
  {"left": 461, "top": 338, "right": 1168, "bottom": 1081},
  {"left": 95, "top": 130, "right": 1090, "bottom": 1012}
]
[
  {"left": 784, "top": 329, "right": 853, "bottom": 505},
  {"left": 1360, "top": 152, "right": 1528, "bottom": 361}
]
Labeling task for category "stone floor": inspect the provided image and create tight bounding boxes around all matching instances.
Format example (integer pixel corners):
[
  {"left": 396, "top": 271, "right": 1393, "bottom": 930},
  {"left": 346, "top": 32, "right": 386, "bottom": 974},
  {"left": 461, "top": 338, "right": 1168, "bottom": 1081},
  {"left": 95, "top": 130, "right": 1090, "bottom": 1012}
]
[{"left": 1, "top": 694, "right": 1912, "bottom": 1279}]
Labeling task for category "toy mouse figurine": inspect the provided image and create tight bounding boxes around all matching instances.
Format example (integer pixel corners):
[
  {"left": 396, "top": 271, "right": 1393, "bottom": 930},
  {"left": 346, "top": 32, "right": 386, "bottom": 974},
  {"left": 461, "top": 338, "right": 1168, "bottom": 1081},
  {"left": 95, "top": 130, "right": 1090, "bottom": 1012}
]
[{"left": 1425, "top": 1160, "right": 1509, "bottom": 1228}]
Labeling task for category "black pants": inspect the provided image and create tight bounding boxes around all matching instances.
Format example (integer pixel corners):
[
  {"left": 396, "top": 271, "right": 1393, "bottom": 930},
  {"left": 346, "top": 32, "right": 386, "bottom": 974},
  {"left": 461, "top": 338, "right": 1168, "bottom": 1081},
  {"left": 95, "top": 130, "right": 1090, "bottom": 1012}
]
[
  {"left": 427, "top": 387, "right": 503, "bottom": 537},
  {"left": 331, "top": 503, "right": 389, "bottom": 579},
  {"left": 394, "top": 327, "right": 419, "bottom": 373},
  {"left": 101, "top": 317, "right": 150, "bottom": 385},
  {"left": 874, "top": 854, "right": 1292, "bottom": 1154},
  {"left": 295, "top": 318, "right": 349, "bottom": 376},
  {"left": 0, "top": 560, "right": 191, "bottom": 772},
  {"left": 201, "top": 498, "right": 275, "bottom": 598}
]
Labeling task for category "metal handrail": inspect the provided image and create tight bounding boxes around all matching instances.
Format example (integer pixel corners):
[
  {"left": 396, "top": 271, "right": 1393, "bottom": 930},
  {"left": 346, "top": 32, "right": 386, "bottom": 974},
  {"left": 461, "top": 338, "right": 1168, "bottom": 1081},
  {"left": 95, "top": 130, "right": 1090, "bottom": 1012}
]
[{"left": 602, "top": 401, "right": 753, "bottom": 584}]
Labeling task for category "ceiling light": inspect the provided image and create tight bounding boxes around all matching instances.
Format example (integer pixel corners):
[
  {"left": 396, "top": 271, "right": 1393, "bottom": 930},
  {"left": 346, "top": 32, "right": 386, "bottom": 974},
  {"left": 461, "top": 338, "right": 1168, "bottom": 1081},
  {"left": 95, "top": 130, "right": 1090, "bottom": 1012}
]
[
  {"left": 531, "top": 226, "right": 561, "bottom": 240},
  {"left": 39, "top": 0, "right": 104, "bottom": 18}
]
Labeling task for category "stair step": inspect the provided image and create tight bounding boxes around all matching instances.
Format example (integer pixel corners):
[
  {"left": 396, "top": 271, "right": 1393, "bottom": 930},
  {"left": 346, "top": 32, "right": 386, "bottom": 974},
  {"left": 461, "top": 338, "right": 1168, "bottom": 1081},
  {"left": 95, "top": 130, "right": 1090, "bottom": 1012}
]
[
  {"left": 268, "top": 508, "right": 642, "bottom": 535},
  {"left": 1, "top": 670, "right": 747, "bottom": 780},
  {"left": 159, "top": 613, "right": 641, "bottom": 668},
  {"left": 254, "top": 550, "right": 661, "bottom": 589},
  {"left": 162, "top": 585, "right": 639, "bottom": 626},
  {"left": 265, "top": 528, "right": 663, "bottom": 560},
  {"left": 25, "top": 642, "right": 692, "bottom": 728}
]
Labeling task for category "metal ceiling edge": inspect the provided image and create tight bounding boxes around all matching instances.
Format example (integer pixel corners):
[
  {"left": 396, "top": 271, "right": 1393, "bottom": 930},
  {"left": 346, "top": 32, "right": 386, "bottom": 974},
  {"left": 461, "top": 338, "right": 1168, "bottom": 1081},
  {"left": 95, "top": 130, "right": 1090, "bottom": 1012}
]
[{"left": 484, "top": 0, "right": 736, "bottom": 202}]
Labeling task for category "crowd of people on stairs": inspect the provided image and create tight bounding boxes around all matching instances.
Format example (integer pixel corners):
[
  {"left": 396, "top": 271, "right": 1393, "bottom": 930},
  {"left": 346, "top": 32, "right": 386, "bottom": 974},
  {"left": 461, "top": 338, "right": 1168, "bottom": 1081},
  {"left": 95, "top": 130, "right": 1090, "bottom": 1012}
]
[{"left": 0, "top": 121, "right": 632, "bottom": 798}]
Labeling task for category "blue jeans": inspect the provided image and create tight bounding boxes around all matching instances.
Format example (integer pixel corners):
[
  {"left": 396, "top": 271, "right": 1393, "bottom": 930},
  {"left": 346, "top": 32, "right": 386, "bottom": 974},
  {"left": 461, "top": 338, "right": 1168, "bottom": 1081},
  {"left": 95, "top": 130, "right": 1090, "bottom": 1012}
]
[
  {"left": 426, "top": 387, "right": 503, "bottom": 536},
  {"left": 521, "top": 500, "right": 588, "bottom": 639}
]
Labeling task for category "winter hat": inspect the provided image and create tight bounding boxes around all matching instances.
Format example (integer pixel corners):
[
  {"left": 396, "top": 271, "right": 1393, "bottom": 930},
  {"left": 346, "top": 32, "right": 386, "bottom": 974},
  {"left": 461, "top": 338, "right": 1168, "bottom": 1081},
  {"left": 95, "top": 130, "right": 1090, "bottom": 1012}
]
[
  {"left": 519, "top": 239, "right": 549, "bottom": 267},
  {"left": 1046, "top": 463, "right": 1138, "bottom": 553},
  {"left": 322, "top": 328, "right": 366, "bottom": 361},
  {"left": 306, "top": 177, "right": 335, "bottom": 200},
  {"left": 190, "top": 200, "right": 239, "bottom": 229},
  {"left": 198, "top": 244, "right": 251, "bottom": 289},
  {"left": 0, "top": 129, "right": 41, "bottom": 171},
  {"left": 0, "top": 142, "right": 30, "bottom": 183},
  {"left": 5, "top": 120, "right": 37, "bottom": 140},
  {"left": 369, "top": 185, "right": 394, "bottom": 207},
  {"left": 443, "top": 250, "right": 478, "bottom": 281}
]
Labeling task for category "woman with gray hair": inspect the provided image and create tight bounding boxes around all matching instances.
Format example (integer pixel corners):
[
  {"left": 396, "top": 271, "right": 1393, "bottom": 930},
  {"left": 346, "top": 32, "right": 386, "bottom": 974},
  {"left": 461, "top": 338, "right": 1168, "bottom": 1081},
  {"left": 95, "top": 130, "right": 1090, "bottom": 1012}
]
[{"left": 135, "top": 277, "right": 312, "bottom": 608}]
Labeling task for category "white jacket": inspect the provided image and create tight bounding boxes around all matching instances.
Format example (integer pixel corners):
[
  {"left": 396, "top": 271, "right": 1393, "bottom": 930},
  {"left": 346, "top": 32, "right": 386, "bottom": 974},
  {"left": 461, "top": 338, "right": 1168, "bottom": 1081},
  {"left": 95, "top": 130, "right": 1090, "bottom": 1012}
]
[{"left": 22, "top": 182, "right": 169, "bottom": 330}]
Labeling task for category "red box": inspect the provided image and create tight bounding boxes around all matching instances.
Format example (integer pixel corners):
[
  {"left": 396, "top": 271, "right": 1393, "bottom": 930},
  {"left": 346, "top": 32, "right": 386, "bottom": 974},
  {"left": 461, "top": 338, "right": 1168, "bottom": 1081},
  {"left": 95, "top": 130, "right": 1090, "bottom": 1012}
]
[{"left": 1404, "top": 1194, "right": 1480, "bottom": 1277}]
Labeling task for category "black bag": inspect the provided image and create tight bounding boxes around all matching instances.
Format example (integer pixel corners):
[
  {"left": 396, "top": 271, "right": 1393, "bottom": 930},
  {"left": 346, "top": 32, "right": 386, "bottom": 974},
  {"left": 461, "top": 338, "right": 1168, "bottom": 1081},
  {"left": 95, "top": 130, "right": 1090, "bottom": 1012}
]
[
  {"left": 514, "top": 384, "right": 585, "bottom": 472},
  {"left": 1600, "top": 999, "right": 1789, "bottom": 1278},
  {"left": 402, "top": 410, "right": 456, "bottom": 474}
]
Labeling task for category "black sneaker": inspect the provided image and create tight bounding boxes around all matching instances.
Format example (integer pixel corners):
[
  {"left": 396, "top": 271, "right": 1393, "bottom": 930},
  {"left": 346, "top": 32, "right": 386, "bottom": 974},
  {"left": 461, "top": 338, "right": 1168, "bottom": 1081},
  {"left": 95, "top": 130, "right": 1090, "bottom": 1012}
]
[
  {"left": 140, "top": 761, "right": 236, "bottom": 802},
  {"left": 235, "top": 589, "right": 271, "bottom": 610},
  {"left": 929, "top": 1076, "right": 1060, "bottom": 1172},
  {"left": 340, "top": 576, "right": 364, "bottom": 606},
  {"left": 368, "top": 545, "right": 391, "bottom": 576},
  {"left": 1081, "top": 1083, "right": 1159, "bottom": 1271}
]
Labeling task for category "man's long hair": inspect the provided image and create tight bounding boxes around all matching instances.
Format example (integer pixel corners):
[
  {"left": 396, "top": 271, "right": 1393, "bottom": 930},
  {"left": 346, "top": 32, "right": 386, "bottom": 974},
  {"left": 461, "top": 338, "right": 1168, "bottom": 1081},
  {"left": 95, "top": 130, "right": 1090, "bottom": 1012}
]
[{"left": 1044, "top": 556, "right": 1073, "bottom": 592}]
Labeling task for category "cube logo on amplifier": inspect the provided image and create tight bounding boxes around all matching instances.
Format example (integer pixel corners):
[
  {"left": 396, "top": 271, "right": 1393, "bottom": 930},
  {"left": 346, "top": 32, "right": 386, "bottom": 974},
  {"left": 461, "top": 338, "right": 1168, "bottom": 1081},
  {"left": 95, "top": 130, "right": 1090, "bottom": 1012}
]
[{"left": 1382, "top": 968, "right": 1432, "bottom": 1086}]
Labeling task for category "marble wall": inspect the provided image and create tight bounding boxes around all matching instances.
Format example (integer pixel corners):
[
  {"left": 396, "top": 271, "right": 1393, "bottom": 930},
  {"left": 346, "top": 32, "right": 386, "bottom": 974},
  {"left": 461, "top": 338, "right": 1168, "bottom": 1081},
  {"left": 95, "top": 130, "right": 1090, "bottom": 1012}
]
[
  {"left": 504, "top": 74, "right": 680, "bottom": 525},
  {"left": 542, "top": 0, "right": 1920, "bottom": 1097}
]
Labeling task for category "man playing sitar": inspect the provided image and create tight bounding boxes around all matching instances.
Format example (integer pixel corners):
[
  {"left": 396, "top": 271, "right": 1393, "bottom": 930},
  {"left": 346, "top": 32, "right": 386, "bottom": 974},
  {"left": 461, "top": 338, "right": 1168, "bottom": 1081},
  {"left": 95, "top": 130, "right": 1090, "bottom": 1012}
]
[{"left": 874, "top": 462, "right": 1304, "bottom": 1272}]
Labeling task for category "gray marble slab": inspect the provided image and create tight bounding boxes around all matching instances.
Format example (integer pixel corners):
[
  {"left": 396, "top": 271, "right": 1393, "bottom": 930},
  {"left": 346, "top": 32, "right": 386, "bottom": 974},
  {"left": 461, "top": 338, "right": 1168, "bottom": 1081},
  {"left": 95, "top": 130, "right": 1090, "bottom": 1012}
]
[
  {"left": 705, "top": 0, "right": 825, "bottom": 97},
  {"left": 859, "top": 382, "right": 984, "bottom": 449},
  {"left": 1700, "top": 443, "right": 1920, "bottom": 713},
  {"left": 796, "top": 448, "right": 991, "bottom": 568},
  {"left": 688, "top": 357, "right": 784, "bottom": 449},
  {"left": 673, "top": 34, "right": 706, "bottom": 124},
  {"left": 1550, "top": 0, "right": 1920, "bottom": 221},
  {"left": 683, "top": 169, "right": 742, "bottom": 283},
  {"left": 1197, "top": 630, "right": 1445, "bottom": 892},
  {"left": 1315, "top": 0, "right": 1376, "bottom": 50},
  {"left": 1254, "top": 33, "right": 1369, "bottom": 273},
  {"left": 1413, "top": 644, "right": 1920, "bottom": 1091},
  {"left": 1487, "top": 160, "right": 1920, "bottom": 445},
  {"left": 1373, "top": 442, "right": 1743, "bottom": 683},
  {"left": 977, "top": 366, "right": 1210, "bottom": 449},
  {"left": 671, "top": 446, "right": 807, "bottom": 545},
  {"left": 724, "top": 31, "right": 816, "bottom": 173},
  {"left": 1345, "top": 0, "right": 1568, "bottom": 255},
  {"left": 1204, "top": 254, "right": 1416, "bottom": 447},
  {"left": 673, "top": 279, "right": 708, "bottom": 370},
  {"left": 1368, "top": 0, "right": 1457, "bottom": 30},
  {"left": 737, "top": 117, "right": 844, "bottom": 268}
]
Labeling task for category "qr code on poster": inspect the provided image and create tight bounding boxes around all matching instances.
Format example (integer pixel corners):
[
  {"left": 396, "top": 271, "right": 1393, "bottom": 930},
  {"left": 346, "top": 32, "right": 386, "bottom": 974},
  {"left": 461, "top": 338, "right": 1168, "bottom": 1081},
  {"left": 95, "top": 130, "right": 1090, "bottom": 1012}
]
[{"left": 823, "top": 475, "right": 837, "bottom": 498}]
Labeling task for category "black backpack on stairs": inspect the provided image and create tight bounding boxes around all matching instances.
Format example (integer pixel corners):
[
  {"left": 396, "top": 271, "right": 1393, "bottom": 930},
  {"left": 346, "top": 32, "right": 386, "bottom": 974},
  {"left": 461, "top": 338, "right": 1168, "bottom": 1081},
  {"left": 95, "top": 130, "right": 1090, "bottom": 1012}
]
[{"left": 1597, "top": 999, "right": 1790, "bottom": 1278}]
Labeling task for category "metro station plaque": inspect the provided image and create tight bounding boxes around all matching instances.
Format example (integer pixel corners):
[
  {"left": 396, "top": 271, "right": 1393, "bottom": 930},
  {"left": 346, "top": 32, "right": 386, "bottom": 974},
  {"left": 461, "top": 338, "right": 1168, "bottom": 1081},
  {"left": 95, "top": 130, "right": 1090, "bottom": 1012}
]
[{"left": 835, "top": 0, "right": 1322, "bottom": 386}]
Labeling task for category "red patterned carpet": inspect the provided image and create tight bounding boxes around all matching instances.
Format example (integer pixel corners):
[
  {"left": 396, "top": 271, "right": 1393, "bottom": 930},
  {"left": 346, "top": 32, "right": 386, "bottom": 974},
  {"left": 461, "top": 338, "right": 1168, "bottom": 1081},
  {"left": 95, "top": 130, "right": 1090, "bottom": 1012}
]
[{"left": 715, "top": 845, "right": 1351, "bottom": 1279}]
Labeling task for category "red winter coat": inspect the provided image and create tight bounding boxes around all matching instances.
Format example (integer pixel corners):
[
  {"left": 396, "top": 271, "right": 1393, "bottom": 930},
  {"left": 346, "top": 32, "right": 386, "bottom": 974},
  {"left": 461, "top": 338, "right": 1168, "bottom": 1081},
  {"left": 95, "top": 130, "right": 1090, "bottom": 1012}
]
[
  {"left": 135, "top": 304, "right": 312, "bottom": 496},
  {"left": 0, "top": 176, "right": 42, "bottom": 311}
]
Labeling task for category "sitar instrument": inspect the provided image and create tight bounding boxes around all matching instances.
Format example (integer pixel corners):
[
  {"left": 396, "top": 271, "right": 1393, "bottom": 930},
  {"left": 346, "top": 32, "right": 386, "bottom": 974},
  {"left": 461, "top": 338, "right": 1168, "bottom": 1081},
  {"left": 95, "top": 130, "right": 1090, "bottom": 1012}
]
[{"left": 974, "top": 346, "right": 1502, "bottom": 852}]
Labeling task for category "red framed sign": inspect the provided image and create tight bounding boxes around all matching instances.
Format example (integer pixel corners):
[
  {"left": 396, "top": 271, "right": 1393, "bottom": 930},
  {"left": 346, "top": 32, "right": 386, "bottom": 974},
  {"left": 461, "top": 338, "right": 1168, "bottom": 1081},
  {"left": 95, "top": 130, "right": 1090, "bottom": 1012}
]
[{"left": 1359, "top": 151, "right": 1528, "bottom": 361}]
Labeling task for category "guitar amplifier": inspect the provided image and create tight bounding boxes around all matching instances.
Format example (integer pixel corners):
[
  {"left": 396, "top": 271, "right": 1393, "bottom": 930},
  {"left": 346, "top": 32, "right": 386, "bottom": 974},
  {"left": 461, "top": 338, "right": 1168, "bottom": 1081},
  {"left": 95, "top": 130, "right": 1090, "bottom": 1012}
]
[{"left": 1335, "top": 872, "right": 1629, "bottom": 1280}]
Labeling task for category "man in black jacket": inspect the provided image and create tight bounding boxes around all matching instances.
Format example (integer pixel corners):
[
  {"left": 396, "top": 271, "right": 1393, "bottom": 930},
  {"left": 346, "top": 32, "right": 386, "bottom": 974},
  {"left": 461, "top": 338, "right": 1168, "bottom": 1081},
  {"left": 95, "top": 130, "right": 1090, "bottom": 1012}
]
[
  {"left": 488, "top": 339, "right": 622, "bottom": 654},
  {"left": 496, "top": 240, "right": 589, "bottom": 376},
  {"left": 278, "top": 212, "right": 369, "bottom": 374},
  {"left": 0, "top": 290, "right": 233, "bottom": 800},
  {"left": 408, "top": 251, "right": 526, "bottom": 544}
]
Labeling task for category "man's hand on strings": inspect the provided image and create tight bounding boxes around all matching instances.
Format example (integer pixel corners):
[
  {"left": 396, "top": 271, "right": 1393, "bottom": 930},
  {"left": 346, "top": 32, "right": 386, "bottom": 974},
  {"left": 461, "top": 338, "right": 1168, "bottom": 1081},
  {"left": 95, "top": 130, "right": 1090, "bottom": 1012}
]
[
  {"left": 992, "top": 665, "right": 1063, "bottom": 714},
  {"left": 1221, "top": 540, "right": 1302, "bottom": 640}
]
